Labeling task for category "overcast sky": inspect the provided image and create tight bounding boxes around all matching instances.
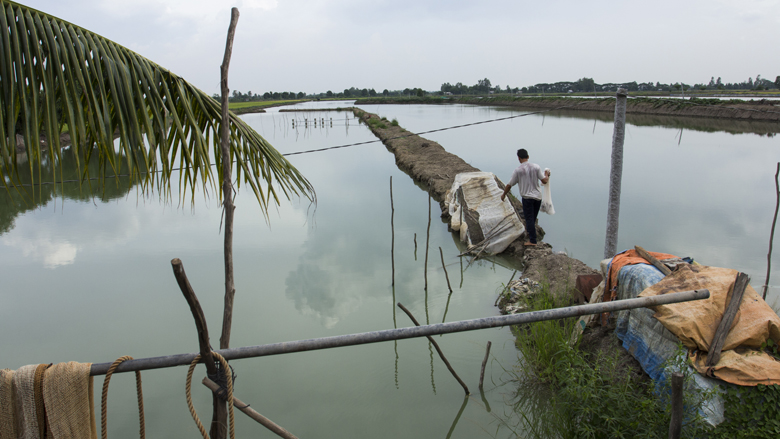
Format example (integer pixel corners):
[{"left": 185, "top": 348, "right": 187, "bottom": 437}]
[{"left": 21, "top": 0, "right": 780, "bottom": 96}]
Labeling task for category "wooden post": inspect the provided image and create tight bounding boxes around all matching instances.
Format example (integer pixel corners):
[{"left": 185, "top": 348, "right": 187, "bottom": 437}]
[
  {"left": 202, "top": 378, "right": 299, "bottom": 439},
  {"left": 397, "top": 303, "right": 470, "bottom": 394},
  {"left": 635, "top": 246, "right": 672, "bottom": 276},
  {"left": 763, "top": 162, "right": 779, "bottom": 300},
  {"left": 706, "top": 272, "right": 749, "bottom": 367},
  {"left": 604, "top": 88, "right": 628, "bottom": 259},
  {"left": 479, "top": 341, "right": 492, "bottom": 391},
  {"left": 668, "top": 372, "right": 683, "bottom": 439},
  {"left": 172, "top": 258, "right": 224, "bottom": 438},
  {"left": 217, "top": 8, "right": 240, "bottom": 439}
]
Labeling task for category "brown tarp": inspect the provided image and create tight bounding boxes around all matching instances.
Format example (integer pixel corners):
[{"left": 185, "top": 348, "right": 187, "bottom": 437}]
[{"left": 639, "top": 264, "right": 780, "bottom": 386}]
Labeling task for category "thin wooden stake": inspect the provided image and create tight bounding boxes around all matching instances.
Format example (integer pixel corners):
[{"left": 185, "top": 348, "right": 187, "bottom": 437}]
[
  {"left": 397, "top": 303, "right": 470, "bottom": 394},
  {"left": 439, "top": 247, "right": 452, "bottom": 293},
  {"left": 478, "top": 341, "right": 492, "bottom": 391},
  {"left": 764, "top": 162, "right": 779, "bottom": 300},
  {"left": 202, "top": 378, "right": 299, "bottom": 439},
  {"left": 668, "top": 372, "right": 683, "bottom": 439},
  {"left": 425, "top": 192, "right": 431, "bottom": 291},
  {"left": 390, "top": 176, "right": 395, "bottom": 286},
  {"left": 495, "top": 271, "right": 517, "bottom": 307},
  {"left": 706, "top": 272, "right": 750, "bottom": 368}
]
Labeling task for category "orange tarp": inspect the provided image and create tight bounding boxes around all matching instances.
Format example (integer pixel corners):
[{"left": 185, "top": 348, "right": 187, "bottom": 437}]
[{"left": 639, "top": 264, "right": 780, "bottom": 386}]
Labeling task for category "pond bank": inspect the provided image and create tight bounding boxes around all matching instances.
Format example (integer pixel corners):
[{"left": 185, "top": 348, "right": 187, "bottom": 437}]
[{"left": 358, "top": 96, "right": 780, "bottom": 123}]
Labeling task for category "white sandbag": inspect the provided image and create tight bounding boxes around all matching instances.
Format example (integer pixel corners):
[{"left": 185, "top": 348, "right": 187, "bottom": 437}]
[
  {"left": 445, "top": 172, "right": 525, "bottom": 255},
  {"left": 540, "top": 168, "right": 555, "bottom": 215}
]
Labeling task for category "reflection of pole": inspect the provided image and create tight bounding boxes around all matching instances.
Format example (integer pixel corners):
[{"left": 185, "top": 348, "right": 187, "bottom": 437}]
[
  {"left": 478, "top": 341, "right": 492, "bottom": 391},
  {"left": 425, "top": 192, "right": 431, "bottom": 291},
  {"left": 445, "top": 395, "right": 469, "bottom": 439},
  {"left": 604, "top": 88, "right": 628, "bottom": 259},
  {"left": 439, "top": 247, "right": 452, "bottom": 293},
  {"left": 397, "top": 303, "right": 470, "bottom": 394},
  {"left": 763, "top": 162, "right": 779, "bottom": 300},
  {"left": 390, "top": 176, "right": 395, "bottom": 286}
]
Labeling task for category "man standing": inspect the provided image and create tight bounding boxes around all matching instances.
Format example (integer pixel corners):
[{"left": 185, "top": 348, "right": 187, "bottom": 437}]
[{"left": 500, "top": 148, "right": 550, "bottom": 246}]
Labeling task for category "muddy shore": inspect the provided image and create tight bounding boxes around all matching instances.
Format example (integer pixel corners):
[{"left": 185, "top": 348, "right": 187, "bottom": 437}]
[{"left": 359, "top": 95, "right": 780, "bottom": 123}]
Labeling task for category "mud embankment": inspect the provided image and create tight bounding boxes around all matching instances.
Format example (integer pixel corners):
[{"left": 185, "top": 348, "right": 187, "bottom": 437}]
[
  {"left": 359, "top": 96, "right": 780, "bottom": 123},
  {"left": 352, "top": 108, "right": 598, "bottom": 292}
]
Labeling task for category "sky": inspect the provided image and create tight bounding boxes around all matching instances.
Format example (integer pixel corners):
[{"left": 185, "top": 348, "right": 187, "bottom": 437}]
[{"left": 19, "top": 0, "right": 780, "bottom": 96}]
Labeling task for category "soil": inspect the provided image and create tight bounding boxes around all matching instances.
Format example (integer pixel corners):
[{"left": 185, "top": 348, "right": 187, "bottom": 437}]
[
  {"left": 359, "top": 95, "right": 780, "bottom": 123},
  {"left": 580, "top": 324, "right": 650, "bottom": 387}
]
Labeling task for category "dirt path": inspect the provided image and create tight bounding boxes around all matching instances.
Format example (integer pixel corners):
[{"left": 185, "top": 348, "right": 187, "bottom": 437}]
[{"left": 352, "top": 108, "right": 598, "bottom": 293}]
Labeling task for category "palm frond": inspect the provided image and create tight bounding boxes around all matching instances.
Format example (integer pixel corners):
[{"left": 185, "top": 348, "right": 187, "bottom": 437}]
[{"left": 0, "top": 0, "right": 314, "bottom": 213}]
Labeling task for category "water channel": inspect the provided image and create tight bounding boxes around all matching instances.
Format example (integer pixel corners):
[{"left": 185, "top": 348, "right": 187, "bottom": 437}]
[{"left": 1, "top": 100, "right": 778, "bottom": 438}]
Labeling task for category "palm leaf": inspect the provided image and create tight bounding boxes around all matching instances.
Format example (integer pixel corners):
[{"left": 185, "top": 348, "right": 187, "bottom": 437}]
[{"left": 0, "top": 0, "right": 314, "bottom": 214}]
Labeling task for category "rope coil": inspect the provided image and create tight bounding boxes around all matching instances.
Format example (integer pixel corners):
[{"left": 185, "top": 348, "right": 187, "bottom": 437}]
[
  {"left": 101, "top": 355, "right": 145, "bottom": 439},
  {"left": 185, "top": 352, "right": 235, "bottom": 439}
]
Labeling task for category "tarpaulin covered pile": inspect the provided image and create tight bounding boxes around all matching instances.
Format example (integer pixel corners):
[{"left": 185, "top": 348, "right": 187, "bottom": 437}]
[
  {"left": 603, "top": 249, "right": 780, "bottom": 426},
  {"left": 640, "top": 264, "right": 780, "bottom": 386},
  {"left": 446, "top": 172, "right": 524, "bottom": 255}
]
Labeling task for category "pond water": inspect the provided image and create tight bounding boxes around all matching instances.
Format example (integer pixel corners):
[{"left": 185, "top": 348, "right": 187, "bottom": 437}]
[{"left": 1, "top": 100, "right": 778, "bottom": 438}]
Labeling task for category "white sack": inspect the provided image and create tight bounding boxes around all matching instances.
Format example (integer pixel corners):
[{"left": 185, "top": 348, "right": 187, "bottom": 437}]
[
  {"left": 540, "top": 167, "right": 555, "bottom": 215},
  {"left": 445, "top": 172, "right": 525, "bottom": 255}
]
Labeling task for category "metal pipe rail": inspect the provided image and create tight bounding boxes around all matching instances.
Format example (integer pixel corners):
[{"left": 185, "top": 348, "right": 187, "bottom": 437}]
[{"left": 90, "top": 289, "right": 709, "bottom": 376}]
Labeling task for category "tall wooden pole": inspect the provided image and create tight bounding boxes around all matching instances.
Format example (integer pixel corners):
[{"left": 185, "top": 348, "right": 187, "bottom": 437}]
[
  {"left": 217, "top": 8, "right": 240, "bottom": 439},
  {"left": 763, "top": 162, "right": 779, "bottom": 300},
  {"left": 219, "top": 6, "right": 239, "bottom": 353},
  {"left": 604, "top": 88, "right": 627, "bottom": 259}
]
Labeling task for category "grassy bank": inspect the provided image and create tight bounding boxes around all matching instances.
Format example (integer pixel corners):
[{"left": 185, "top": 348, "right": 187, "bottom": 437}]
[
  {"left": 506, "top": 280, "right": 780, "bottom": 438},
  {"left": 228, "top": 99, "right": 307, "bottom": 114}
]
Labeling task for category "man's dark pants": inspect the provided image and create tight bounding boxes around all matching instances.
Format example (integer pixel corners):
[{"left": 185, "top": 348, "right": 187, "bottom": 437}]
[{"left": 521, "top": 197, "right": 542, "bottom": 244}]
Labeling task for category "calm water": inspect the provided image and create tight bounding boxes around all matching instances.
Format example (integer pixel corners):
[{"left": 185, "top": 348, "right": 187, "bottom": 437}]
[{"left": 1, "top": 100, "right": 778, "bottom": 438}]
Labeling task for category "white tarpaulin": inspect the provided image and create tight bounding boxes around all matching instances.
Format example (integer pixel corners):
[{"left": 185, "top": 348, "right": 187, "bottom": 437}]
[{"left": 446, "top": 172, "right": 525, "bottom": 255}]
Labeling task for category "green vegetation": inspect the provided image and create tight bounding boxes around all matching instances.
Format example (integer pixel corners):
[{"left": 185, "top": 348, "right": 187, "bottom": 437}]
[
  {"left": 509, "top": 282, "right": 713, "bottom": 438},
  {"left": 709, "top": 384, "right": 780, "bottom": 438}
]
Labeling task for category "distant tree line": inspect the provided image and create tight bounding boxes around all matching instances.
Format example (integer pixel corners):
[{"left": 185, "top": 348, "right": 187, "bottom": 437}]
[{"left": 221, "top": 74, "right": 780, "bottom": 103}]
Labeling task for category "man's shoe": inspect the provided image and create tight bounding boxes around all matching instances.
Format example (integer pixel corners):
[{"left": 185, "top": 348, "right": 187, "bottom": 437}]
[{"left": 524, "top": 242, "right": 537, "bottom": 246}]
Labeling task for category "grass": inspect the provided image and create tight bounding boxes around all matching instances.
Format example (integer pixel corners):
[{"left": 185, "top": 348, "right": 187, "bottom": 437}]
[
  {"left": 228, "top": 99, "right": 306, "bottom": 112},
  {"left": 508, "top": 280, "right": 714, "bottom": 438}
]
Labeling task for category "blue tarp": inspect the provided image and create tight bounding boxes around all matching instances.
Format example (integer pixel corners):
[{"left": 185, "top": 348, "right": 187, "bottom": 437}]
[{"left": 607, "top": 261, "right": 725, "bottom": 426}]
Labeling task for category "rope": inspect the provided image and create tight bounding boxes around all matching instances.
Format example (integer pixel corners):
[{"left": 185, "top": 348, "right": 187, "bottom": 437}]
[
  {"left": 100, "top": 355, "right": 145, "bottom": 439},
  {"left": 185, "top": 352, "right": 235, "bottom": 439}
]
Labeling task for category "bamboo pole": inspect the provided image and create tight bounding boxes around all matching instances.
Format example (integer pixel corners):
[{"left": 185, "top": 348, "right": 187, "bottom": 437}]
[
  {"left": 202, "top": 378, "right": 299, "bottom": 439},
  {"left": 397, "top": 303, "right": 470, "bottom": 394},
  {"left": 90, "top": 289, "right": 709, "bottom": 375},
  {"left": 763, "top": 162, "right": 779, "bottom": 300},
  {"left": 604, "top": 88, "right": 628, "bottom": 259}
]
